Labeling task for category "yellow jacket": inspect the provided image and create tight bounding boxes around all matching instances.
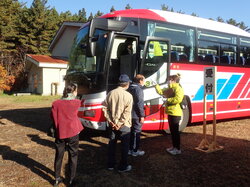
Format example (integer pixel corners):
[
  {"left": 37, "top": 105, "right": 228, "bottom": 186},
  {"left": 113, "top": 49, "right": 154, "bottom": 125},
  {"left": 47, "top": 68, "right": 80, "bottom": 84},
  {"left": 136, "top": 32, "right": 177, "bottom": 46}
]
[{"left": 155, "top": 83, "right": 184, "bottom": 116}]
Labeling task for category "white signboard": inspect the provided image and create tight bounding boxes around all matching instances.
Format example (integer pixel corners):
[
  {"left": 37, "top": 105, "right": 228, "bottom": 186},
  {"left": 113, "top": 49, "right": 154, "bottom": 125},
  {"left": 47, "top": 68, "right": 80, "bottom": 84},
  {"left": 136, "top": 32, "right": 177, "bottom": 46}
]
[{"left": 204, "top": 67, "right": 217, "bottom": 95}]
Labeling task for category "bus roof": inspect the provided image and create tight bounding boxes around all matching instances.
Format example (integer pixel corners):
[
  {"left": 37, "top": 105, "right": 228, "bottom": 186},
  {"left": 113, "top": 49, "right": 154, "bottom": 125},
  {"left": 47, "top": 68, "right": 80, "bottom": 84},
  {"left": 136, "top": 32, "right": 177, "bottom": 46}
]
[{"left": 101, "top": 9, "right": 250, "bottom": 38}]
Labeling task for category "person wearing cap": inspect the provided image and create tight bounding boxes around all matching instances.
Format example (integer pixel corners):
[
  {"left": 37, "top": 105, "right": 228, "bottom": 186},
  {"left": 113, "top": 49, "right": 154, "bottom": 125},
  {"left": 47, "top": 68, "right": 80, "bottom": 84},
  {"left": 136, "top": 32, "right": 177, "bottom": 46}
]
[
  {"left": 127, "top": 74, "right": 146, "bottom": 157},
  {"left": 102, "top": 74, "right": 133, "bottom": 172},
  {"left": 155, "top": 74, "right": 184, "bottom": 155}
]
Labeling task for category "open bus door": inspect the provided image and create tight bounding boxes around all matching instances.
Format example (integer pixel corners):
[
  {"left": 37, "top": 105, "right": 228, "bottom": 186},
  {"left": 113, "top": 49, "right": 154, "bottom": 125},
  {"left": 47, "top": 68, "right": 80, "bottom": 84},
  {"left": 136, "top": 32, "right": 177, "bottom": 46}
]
[
  {"left": 140, "top": 37, "right": 171, "bottom": 130},
  {"left": 107, "top": 35, "right": 139, "bottom": 92},
  {"left": 140, "top": 36, "right": 190, "bottom": 131}
]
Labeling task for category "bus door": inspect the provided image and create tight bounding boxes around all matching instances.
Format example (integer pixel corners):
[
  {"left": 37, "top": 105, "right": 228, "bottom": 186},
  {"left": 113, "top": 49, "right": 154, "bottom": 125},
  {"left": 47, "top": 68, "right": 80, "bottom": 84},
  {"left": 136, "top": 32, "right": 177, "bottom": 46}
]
[
  {"left": 140, "top": 37, "right": 171, "bottom": 127},
  {"left": 107, "top": 35, "right": 139, "bottom": 91}
]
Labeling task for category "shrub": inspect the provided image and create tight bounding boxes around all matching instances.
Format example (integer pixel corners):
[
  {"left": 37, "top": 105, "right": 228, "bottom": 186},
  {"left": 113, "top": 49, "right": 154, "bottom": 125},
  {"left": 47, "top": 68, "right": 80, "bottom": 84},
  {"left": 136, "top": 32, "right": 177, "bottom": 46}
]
[{"left": 0, "top": 65, "right": 15, "bottom": 91}]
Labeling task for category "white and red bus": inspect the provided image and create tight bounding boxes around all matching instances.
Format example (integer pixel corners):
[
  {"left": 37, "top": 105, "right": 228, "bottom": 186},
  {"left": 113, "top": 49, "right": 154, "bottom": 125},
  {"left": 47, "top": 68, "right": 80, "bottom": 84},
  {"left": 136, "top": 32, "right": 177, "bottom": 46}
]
[{"left": 65, "top": 9, "right": 250, "bottom": 131}]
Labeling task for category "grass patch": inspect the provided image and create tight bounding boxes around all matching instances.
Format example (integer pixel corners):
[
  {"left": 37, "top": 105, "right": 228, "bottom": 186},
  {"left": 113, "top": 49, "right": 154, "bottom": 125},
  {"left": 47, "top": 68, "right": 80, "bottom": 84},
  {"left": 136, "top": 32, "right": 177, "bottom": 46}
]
[{"left": 0, "top": 94, "right": 60, "bottom": 104}]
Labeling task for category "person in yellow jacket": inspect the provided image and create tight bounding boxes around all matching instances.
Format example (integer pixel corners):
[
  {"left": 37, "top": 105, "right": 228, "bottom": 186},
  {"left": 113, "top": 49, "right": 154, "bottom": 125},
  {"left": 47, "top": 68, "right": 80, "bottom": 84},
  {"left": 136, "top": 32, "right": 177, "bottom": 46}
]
[{"left": 155, "top": 73, "right": 184, "bottom": 155}]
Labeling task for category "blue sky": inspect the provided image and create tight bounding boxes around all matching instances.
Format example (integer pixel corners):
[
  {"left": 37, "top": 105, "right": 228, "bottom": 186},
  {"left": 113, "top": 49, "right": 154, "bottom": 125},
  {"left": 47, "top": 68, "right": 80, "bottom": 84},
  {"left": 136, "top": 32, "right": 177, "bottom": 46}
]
[{"left": 19, "top": 0, "right": 250, "bottom": 28}]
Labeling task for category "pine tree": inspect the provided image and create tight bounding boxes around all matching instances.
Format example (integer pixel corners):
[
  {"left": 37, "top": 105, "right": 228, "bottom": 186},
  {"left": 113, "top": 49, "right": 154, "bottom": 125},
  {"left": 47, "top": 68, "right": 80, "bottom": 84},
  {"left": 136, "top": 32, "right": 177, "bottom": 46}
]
[
  {"left": 17, "top": 0, "right": 58, "bottom": 54},
  {"left": 94, "top": 10, "right": 103, "bottom": 18},
  {"left": 161, "top": 4, "right": 169, "bottom": 11},
  {"left": 110, "top": 6, "right": 115, "bottom": 12},
  {"left": 59, "top": 11, "right": 74, "bottom": 22},
  {"left": 0, "top": 0, "right": 21, "bottom": 54},
  {"left": 216, "top": 16, "right": 224, "bottom": 23},
  {"left": 125, "top": 4, "right": 132, "bottom": 9},
  {"left": 226, "top": 18, "right": 237, "bottom": 26},
  {"left": 191, "top": 13, "right": 198, "bottom": 17},
  {"left": 238, "top": 21, "right": 248, "bottom": 30},
  {"left": 87, "top": 12, "right": 93, "bottom": 21},
  {"left": 77, "top": 8, "right": 87, "bottom": 22}
]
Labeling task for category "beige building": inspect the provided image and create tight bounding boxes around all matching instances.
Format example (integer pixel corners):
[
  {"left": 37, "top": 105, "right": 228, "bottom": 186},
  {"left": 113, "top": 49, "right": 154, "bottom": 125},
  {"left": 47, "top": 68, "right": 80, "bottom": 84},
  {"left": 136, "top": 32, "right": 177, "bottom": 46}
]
[{"left": 25, "top": 22, "right": 83, "bottom": 95}]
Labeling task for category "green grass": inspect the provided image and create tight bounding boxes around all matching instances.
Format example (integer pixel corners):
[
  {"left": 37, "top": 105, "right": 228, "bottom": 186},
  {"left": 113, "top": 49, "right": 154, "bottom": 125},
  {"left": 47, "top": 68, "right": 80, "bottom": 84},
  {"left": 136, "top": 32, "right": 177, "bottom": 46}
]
[{"left": 0, "top": 94, "right": 60, "bottom": 104}]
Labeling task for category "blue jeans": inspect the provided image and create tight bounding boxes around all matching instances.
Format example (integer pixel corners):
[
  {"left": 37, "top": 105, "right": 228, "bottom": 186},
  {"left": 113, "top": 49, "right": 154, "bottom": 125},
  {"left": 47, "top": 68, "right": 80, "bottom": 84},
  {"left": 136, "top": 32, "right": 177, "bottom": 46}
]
[
  {"left": 107, "top": 125, "right": 130, "bottom": 170},
  {"left": 129, "top": 118, "right": 142, "bottom": 152}
]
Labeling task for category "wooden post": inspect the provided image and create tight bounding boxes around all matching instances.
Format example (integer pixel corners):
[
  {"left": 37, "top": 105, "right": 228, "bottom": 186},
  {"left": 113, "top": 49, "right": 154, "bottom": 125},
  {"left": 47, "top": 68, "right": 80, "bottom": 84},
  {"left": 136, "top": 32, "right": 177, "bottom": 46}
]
[
  {"left": 196, "top": 93, "right": 210, "bottom": 150},
  {"left": 196, "top": 67, "right": 223, "bottom": 153}
]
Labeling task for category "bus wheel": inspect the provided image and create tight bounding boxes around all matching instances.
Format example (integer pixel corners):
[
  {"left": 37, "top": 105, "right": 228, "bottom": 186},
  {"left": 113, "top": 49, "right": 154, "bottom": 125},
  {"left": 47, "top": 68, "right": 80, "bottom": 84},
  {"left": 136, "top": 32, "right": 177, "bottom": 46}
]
[{"left": 164, "top": 97, "right": 191, "bottom": 133}]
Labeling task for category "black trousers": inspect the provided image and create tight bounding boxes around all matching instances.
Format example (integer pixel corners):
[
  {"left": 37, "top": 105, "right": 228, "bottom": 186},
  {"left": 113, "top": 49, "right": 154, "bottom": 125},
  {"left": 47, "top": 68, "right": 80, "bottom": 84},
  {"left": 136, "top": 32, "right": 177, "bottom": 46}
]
[
  {"left": 129, "top": 118, "right": 142, "bottom": 152},
  {"left": 54, "top": 134, "right": 79, "bottom": 181},
  {"left": 107, "top": 125, "right": 130, "bottom": 170},
  {"left": 168, "top": 115, "right": 181, "bottom": 150}
]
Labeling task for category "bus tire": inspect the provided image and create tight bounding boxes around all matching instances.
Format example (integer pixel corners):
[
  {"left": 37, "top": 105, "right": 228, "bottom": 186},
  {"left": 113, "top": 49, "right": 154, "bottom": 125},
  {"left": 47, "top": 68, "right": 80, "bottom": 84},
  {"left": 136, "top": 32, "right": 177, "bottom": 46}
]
[{"left": 164, "top": 96, "right": 191, "bottom": 134}]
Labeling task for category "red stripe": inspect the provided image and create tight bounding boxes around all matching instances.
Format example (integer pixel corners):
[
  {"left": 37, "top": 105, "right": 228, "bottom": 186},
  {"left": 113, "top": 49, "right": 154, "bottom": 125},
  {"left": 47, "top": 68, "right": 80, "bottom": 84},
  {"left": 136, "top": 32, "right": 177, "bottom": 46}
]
[
  {"left": 241, "top": 81, "right": 250, "bottom": 98},
  {"left": 101, "top": 9, "right": 166, "bottom": 22},
  {"left": 171, "top": 63, "right": 250, "bottom": 73},
  {"left": 230, "top": 74, "right": 245, "bottom": 99}
]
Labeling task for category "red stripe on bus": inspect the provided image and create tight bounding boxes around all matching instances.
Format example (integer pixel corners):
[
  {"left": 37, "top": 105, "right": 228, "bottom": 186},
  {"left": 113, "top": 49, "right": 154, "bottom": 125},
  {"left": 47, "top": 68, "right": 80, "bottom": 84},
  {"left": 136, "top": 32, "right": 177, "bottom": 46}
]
[{"left": 101, "top": 9, "right": 166, "bottom": 22}]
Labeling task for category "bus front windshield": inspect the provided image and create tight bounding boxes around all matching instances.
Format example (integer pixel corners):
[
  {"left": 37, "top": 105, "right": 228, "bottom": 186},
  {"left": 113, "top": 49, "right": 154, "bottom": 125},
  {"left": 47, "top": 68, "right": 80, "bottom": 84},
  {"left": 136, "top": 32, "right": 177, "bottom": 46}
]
[{"left": 67, "top": 26, "right": 108, "bottom": 74}]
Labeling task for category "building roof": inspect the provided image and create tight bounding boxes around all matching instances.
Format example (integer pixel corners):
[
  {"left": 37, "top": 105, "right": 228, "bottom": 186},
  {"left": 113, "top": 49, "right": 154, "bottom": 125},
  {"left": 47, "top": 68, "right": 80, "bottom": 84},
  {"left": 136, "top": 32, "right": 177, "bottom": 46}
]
[{"left": 26, "top": 54, "right": 68, "bottom": 68}]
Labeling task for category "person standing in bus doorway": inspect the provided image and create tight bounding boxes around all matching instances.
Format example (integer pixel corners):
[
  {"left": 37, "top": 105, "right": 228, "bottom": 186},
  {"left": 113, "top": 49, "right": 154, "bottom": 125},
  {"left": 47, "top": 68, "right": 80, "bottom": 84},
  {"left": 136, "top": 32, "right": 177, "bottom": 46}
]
[
  {"left": 155, "top": 74, "right": 184, "bottom": 155},
  {"left": 51, "top": 83, "right": 83, "bottom": 187},
  {"left": 117, "top": 38, "right": 134, "bottom": 59},
  {"left": 127, "top": 74, "right": 146, "bottom": 156},
  {"left": 102, "top": 74, "right": 133, "bottom": 172}
]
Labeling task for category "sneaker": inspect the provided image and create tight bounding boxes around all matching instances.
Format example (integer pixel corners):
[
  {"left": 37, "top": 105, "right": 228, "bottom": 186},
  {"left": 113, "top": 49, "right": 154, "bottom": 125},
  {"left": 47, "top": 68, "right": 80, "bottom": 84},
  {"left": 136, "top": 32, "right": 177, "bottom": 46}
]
[
  {"left": 167, "top": 148, "right": 181, "bottom": 155},
  {"left": 107, "top": 167, "right": 114, "bottom": 171},
  {"left": 132, "top": 150, "right": 145, "bottom": 157},
  {"left": 128, "top": 150, "right": 132, "bottom": 155},
  {"left": 53, "top": 177, "right": 63, "bottom": 187},
  {"left": 118, "top": 165, "right": 132, "bottom": 172},
  {"left": 166, "top": 147, "right": 174, "bottom": 152},
  {"left": 69, "top": 179, "right": 78, "bottom": 187}
]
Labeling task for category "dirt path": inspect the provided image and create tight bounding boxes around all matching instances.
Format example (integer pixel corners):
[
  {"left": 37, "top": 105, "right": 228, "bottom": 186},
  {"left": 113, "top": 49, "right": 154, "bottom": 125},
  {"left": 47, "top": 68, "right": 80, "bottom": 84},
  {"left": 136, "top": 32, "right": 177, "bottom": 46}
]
[{"left": 0, "top": 102, "right": 249, "bottom": 187}]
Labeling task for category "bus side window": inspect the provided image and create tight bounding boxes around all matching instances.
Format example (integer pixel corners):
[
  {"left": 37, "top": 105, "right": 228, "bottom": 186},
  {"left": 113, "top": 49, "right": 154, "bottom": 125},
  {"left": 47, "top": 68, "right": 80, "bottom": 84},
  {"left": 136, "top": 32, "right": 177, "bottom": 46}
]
[
  {"left": 179, "top": 53, "right": 188, "bottom": 62},
  {"left": 240, "top": 56, "right": 245, "bottom": 65},
  {"left": 198, "top": 55, "right": 204, "bottom": 62},
  {"left": 220, "top": 55, "right": 231, "bottom": 64},
  {"left": 171, "top": 51, "right": 179, "bottom": 62},
  {"left": 204, "top": 54, "right": 216, "bottom": 63},
  {"left": 245, "top": 58, "right": 250, "bottom": 66}
]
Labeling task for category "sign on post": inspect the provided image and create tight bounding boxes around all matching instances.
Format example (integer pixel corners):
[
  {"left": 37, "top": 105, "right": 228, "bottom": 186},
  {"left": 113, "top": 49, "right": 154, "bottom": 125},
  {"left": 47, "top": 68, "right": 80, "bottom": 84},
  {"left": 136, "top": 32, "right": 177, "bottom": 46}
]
[
  {"left": 204, "top": 67, "right": 216, "bottom": 95},
  {"left": 196, "top": 66, "right": 223, "bottom": 153}
]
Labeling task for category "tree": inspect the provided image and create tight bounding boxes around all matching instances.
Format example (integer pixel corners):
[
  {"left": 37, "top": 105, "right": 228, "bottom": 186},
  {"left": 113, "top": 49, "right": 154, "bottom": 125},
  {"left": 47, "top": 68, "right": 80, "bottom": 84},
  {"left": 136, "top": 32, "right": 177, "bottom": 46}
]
[
  {"left": 0, "top": 65, "right": 15, "bottom": 91},
  {"left": 237, "top": 21, "right": 248, "bottom": 30},
  {"left": 125, "top": 4, "right": 132, "bottom": 9},
  {"left": 94, "top": 10, "right": 103, "bottom": 18},
  {"left": 177, "top": 10, "right": 185, "bottom": 14},
  {"left": 216, "top": 16, "right": 224, "bottom": 23},
  {"left": 0, "top": 0, "right": 21, "bottom": 54},
  {"left": 110, "top": 6, "right": 115, "bottom": 12},
  {"left": 161, "top": 4, "right": 169, "bottom": 11},
  {"left": 87, "top": 12, "right": 93, "bottom": 22},
  {"left": 77, "top": 8, "right": 87, "bottom": 22},
  {"left": 191, "top": 13, "right": 198, "bottom": 17},
  {"left": 59, "top": 11, "right": 73, "bottom": 21},
  {"left": 226, "top": 18, "right": 237, "bottom": 26}
]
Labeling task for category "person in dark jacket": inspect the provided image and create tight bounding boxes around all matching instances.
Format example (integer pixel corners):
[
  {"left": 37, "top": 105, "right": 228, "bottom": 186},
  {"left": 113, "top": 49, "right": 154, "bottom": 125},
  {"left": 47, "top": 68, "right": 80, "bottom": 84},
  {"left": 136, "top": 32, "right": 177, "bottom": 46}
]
[
  {"left": 127, "top": 74, "right": 146, "bottom": 156},
  {"left": 51, "top": 83, "right": 83, "bottom": 186}
]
